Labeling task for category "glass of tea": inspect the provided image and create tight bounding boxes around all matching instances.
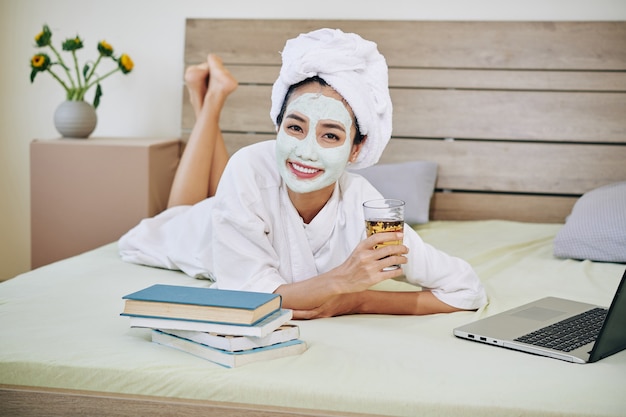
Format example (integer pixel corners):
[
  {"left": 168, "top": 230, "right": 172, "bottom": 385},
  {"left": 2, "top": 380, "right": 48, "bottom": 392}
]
[{"left": 362, "top": 198, "right": 405, "bottom": 270}]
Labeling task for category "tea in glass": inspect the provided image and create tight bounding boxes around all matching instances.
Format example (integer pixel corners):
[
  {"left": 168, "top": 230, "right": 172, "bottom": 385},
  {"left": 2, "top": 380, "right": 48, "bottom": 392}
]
[{"left": 362, "top": 199, "right": 405, "bottom": 270}]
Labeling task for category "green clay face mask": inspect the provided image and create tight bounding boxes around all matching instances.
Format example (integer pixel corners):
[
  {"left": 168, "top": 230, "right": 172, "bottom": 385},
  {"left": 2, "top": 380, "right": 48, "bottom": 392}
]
[{"left": 276, "top": 93, "right": 353, "bottom": 194}]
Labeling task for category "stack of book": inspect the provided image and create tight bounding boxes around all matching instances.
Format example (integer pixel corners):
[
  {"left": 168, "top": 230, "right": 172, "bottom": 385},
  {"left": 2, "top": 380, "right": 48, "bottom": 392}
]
[{"left": 121, "top": 284, "right": 306, "bottom": 368}]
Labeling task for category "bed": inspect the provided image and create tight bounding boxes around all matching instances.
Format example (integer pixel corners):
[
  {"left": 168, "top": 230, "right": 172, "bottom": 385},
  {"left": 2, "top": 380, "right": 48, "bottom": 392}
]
[{"left": 2, "top": 19, "right": 625, "bottom": 417}]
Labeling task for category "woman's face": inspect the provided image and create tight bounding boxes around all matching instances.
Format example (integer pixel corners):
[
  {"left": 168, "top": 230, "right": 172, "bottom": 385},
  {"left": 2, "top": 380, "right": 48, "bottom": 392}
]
[{"left": 276, "top": 83, "right": 360, "bottom": 194}]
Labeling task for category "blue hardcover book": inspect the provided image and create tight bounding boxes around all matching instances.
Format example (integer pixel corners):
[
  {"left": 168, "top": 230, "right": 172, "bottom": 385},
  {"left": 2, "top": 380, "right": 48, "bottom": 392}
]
[
  {"left": 122, "top": 284, "right": 281, "bottom": 325},
  {"left": 152, "top": 329, "right": 307, "bottom": 368}
]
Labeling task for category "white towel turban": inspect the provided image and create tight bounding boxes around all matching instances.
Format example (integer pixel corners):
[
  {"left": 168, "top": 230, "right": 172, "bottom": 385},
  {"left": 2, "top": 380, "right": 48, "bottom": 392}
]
[{"left": 270, "top": 28, "right": 393, "bottom": 170}]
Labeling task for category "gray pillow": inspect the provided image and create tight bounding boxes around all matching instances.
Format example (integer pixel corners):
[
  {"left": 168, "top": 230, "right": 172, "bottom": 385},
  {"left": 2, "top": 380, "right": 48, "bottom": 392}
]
[
  {"left": 351, "top": 161, "right": 438, "bottom": 224},
  {"left": 553, "top": 181, "right": 626, "bottom": 263}
]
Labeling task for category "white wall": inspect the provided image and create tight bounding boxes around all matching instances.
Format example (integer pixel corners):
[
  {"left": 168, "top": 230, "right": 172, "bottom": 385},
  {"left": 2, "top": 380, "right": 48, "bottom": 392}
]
[{"left": 1, "top": 0, "right": 625, "bottom": 281}]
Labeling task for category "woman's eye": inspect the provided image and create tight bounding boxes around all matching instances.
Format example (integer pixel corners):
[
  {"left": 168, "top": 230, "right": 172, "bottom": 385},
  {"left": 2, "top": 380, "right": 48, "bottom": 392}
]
[
  {"left": 323, "top": 133, "right": 340, "bottom": 141},
  {"left": 287, "top": 125, "right": 303, "bottom": 133}
]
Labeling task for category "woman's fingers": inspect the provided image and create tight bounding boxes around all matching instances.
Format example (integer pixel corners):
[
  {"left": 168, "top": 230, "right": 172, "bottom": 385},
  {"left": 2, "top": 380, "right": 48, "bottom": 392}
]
[
  {"left": 363, "top": 231, "right": 404, "bottom": 248},
  {"left": 360, "top": 232, "right": 408, "bottom": 261}
]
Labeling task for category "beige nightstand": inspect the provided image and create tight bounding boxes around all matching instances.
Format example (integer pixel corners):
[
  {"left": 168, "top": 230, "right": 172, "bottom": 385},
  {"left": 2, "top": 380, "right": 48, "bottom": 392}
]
[{"left": 30, "top": 137, "right": 181, "bottom": 269}]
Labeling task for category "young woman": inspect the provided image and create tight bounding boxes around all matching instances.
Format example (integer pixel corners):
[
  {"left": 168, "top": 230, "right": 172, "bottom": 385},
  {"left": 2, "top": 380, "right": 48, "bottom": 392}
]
[{"left": 119, "top": 29, "right": 487, "bottom": 319}]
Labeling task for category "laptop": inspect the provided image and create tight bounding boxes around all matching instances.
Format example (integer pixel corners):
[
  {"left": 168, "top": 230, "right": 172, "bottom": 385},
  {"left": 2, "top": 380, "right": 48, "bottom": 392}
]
[{"left": 453, "top": 269, "right": 626, "bottom": 363}]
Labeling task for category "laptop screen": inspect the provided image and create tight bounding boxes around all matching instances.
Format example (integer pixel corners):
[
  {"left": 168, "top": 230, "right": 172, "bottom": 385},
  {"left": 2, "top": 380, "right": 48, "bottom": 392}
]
[{"left": 589, "top": 269, "right": 626, "bottom": 363}]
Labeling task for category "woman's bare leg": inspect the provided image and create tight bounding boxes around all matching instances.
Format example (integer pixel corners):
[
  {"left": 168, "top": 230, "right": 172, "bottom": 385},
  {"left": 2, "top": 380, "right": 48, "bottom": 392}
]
[
  {"left": 184, "top": 56, "right": 232, "bottom": 198},
  {"left": 167, "top": 54, "right": 238, "bottom": 208}
]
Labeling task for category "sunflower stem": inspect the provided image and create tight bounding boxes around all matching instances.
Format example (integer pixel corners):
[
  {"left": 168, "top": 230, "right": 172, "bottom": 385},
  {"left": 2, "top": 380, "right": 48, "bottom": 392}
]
[
  {"left": 84, "top": 67, "right": 120, "bottom": 91},
  {"left": 48, "top": 44, "right": 76, "bottom": 90},
  {"left": 85, "top": 55, "right": 102, "bottom": 84},
  {"left": 71, "top": 50, "right": 83, "bottom": 95}
]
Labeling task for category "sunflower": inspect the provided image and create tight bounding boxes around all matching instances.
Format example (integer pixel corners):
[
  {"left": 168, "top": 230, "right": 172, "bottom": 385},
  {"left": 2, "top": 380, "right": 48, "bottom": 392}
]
[{"left": 30, "top": 24, "right": 134, "bottom": 108}]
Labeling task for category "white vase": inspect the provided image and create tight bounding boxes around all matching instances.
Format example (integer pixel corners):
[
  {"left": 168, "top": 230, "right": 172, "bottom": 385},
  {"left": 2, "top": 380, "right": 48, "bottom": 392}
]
[{"left": 53, "top": 101, "right": 97, "bottom": 138}]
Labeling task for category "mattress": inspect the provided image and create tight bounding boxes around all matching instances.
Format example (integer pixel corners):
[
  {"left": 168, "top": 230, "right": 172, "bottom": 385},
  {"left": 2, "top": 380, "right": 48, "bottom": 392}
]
[{"left": 1, "top": 220, "right": 624, "bottom": 416}]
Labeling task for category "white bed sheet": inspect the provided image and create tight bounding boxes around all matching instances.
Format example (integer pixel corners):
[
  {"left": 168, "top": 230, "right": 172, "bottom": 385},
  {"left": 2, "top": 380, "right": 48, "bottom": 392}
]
[{"left": 0, "top": 220, "right": 624, "bottom": 417}]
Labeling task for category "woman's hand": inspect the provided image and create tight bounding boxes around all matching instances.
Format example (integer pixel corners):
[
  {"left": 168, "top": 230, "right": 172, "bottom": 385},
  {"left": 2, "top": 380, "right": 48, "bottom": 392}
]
[
  {"left": 292, "top": 292, "right": 362, "bottom": 319},
  {"left": 331, "top": 231, "right": 408, "bottom": 294}
]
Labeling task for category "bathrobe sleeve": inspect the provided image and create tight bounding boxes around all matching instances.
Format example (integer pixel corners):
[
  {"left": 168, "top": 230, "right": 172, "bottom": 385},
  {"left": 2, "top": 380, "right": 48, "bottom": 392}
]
[
  {"left": 117, "top": 199, "right": 216, "bottom": 279},
  {"left": 209, "top": 141, "right": 292, "bottom": 294},
  {"left": 400, "top": 226, "right": 488, "bottom": 310}
]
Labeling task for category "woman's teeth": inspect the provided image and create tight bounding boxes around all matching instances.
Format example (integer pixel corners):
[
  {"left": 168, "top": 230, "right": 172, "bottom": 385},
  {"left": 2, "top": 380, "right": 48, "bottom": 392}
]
[{"left": 292, "top": 163, "right": 319, "bottom": 174}]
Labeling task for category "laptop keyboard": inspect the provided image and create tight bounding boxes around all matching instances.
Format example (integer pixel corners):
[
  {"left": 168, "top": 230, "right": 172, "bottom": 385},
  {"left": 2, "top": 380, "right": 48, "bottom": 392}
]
[{"left": 514, "top": 307, "right": 607, "bottom": 352}]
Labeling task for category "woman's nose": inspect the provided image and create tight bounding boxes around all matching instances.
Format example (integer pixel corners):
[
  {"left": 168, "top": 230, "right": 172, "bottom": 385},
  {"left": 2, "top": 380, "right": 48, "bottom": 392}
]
[{"left": 294, "top": 132, "right": 318, "bottom": 161}]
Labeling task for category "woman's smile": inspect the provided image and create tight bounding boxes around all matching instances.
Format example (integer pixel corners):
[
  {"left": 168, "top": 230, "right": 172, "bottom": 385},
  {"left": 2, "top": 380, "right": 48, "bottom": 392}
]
[{"left": 288, "top": 160, "right": 324, "bottom": 178}]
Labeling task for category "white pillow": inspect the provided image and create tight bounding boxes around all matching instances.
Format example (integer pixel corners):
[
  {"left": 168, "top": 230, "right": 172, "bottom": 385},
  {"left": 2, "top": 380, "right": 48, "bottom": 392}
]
[
  {"left": 553, "top": 181, "right": 626, "bottom": 263},
  {"left": 351, "top": 161, "right": 438, "bottom": 224}
]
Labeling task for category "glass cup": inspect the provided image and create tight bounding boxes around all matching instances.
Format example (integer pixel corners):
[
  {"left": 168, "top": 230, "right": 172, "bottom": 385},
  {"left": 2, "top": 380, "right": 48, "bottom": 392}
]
[{"left": 362, "top": 198, "right": 405, "bottom": 270}]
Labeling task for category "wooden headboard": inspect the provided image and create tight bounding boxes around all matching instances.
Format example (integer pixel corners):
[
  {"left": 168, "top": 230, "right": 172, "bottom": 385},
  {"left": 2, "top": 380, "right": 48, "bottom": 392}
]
[{"left": 182, "top": 19, "right": 626, "bottom": 223}]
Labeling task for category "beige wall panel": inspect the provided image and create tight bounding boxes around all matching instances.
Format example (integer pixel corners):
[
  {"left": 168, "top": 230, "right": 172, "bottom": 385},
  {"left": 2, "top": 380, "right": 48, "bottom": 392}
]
[
  {"left": 430, "top": 192, "right": 577, "bottom": 223},
  {"left": 185, "top": 20, "right": 626, "bottom": 70},
  {"left": 381, "top": 139, "right": 626, "bottom": 195}
]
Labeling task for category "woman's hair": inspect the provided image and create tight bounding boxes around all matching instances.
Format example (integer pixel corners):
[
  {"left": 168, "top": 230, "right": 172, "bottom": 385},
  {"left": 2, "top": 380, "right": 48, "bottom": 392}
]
[{"left": 275, "top": 76, "right": 365, "bottom": 145}]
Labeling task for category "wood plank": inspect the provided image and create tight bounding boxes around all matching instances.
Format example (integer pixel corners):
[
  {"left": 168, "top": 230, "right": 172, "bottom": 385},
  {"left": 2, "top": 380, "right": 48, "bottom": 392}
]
[
  {"left": 181, "top": 85, "right": 275, "bottom": 135},
  {"left": 0, "top": 385, "right": 382, "bottom": 417},
  {"left": 183, "top": 85, "right": 626, "bottom": 143},
  {"left": 184, "top": 65, "right": 626, "bottom": 92},
  {"left": 430, "top": 192, "right": 576, "bottom": 223},
  {"left": 389, "top": 68, "right": 626, "bottom": 92},
  {"left": 185, "top": 20, "right": 626, "bottom": 70},
  {"left": 381, "top": 139, "right": 626, "bottom": 195},
  {"left": 391, "top": 89, "right": 626, "bottom": 142},
  {"left": 221, "top": 65, "right": 279, "bottom": 85},
  {"left": 222, "top": 133, "right": 275, "bottom": 157}
]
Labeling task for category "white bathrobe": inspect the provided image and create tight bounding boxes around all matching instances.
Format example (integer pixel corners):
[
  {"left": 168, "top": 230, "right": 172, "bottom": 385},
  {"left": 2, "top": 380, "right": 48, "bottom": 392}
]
[{"left": 119, "top": 140, "right": 486, "bottom": 310}]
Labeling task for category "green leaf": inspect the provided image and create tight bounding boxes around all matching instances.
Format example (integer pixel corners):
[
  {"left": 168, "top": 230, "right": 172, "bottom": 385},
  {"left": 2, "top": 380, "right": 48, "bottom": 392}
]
[
  {"left": 93, "top": 84, "right": 103, "bottom": 109},
  {"left": 82, "top": 64, "right": 90, "bottom": 79},
  {"left": 30, "top": 69, "right": 38, "bottom": 83}
]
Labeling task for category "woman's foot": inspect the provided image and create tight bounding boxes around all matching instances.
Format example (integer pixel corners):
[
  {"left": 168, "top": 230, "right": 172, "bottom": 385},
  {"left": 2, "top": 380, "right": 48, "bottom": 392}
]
[
  {"left": 205, "top": 54, "right": 238, "bottom": 103},
  {"left": 184, "top": 54, "right": 238, "bottom": 118},
  {"left": 184, "top": 62, "right": 210, "bottom": 118}
]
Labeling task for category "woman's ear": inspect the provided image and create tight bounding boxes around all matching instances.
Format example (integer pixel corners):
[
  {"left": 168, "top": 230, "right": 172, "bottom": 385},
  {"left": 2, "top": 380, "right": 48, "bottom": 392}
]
[{"left": 349, "top": 135, "right": 367, "bottom": 163}]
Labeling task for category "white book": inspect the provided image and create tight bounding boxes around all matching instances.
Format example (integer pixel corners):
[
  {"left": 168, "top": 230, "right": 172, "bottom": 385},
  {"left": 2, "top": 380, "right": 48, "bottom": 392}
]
[
  {"left": 127, "top": 309, "right": 292, "bottom": 337},
  {"left": 152, "top": 330, "right": 307, "bottom": 368},
  {"left": 160, "top": 324, "right": 300, "bottom": 352}
]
